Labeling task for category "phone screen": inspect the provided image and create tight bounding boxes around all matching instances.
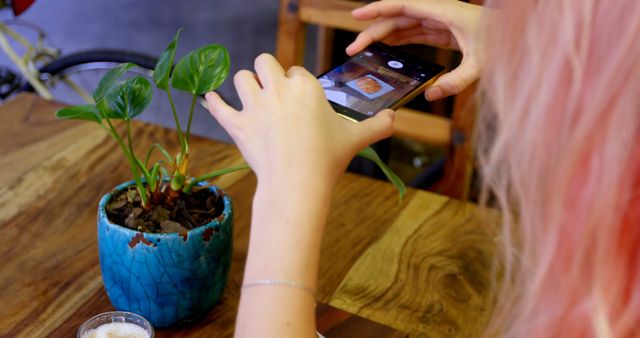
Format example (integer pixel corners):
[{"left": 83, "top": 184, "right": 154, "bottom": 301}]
[{"left": 318, "top": 43, "right": 444, "bottom": 120}]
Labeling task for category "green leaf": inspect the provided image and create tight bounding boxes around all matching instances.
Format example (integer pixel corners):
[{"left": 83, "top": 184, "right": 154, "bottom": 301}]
[
  {"left": 93, "top": 63, "right": 135, "bottom": 102},
  {"left": 148, "top": 162, "right": 162, "bottom": 191},
  {"left": 153, "top": 28, "right": 182, "bottom": 90},
  {"left": 102, "top": 76, "right": 153, "bottom": 120},
  {"left": 55, "top": 104, "right": 101, "bottom": 123},
  {"left": 144, "top": 143, "right": 174, "bottom": 167},
  {"left": 357, "top": 147, "right": 407, "bottom": 201},
  {"left": 183, "top": 164, "right": 251, "bottom": 193},
  {"left": 171, "top": 44, "right": 230, "bottom": 95}
]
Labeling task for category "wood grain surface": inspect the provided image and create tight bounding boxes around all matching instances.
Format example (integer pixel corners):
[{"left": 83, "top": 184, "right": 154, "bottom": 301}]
[{"left": 0, "top": 94, "right": 497, "bottom": 337}]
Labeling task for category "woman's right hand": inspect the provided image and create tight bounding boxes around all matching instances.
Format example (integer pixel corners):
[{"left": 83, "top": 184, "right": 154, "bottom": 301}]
[
  {"left": 205, "top": 54, "right": 393, "bottom": 190},
  {"left": 346, "top": 0, "right": 483, "bottom": 101}
]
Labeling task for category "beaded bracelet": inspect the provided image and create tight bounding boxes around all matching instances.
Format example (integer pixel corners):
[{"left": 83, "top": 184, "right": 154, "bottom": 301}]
[{"left": 242, "top": 279, "right": 316, "bottom": 297}]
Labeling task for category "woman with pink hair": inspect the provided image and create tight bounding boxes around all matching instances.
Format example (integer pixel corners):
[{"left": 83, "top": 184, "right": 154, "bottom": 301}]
[{"left": 206, "top": 0, "right": 640, "bottom": 337}]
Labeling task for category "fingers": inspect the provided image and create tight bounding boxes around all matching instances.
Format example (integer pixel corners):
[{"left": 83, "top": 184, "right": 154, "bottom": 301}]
[
  {"left": 205, "top": 91, "right": 239, "bottom": 131},
  {"left": 346, "top": 17, "right": 420, "bottom": 55},
  {"left": 381, "top": 26, "right": 425, "bottom": 44},
  {"left": 352, "top": 0, "right": 446, "bottom": 22},
  {"left": 234, "top": 70, "right": 261, "bottom": 108},
  {"left": 351, "top": 1, "right": 411, "bottom": 21},
  {"left": 253, "top": 53, "right": 286, "bottom": 88},
  {"left": 285, "top": 65, "right": 314, "bottom": 79},
  {"left": 228, "top": 62, "right": 315, "bottom": 112},
  {"left": 353, "top": 109, "right": 395, "bottom": 148},
  {"left": 425, "top": 59, "right": 479, "bottom": 101},
  {"left": 383, "top": 27, "right": 456, "bottom": 50}
]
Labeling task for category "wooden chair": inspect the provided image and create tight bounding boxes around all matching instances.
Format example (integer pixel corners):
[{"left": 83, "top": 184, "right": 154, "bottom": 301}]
[{"left": 276, "top": 0, "right": 477, "bottom": 200}]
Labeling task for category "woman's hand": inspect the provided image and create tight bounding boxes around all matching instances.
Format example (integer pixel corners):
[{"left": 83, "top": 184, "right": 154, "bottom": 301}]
[
  {"left": 207, "top": 55, "right": 393, "bottom": 338},
  {"left": 347, "top": 0, "right": 483, "bottom": 101},
  {"left": 206, "top": 53, "right": 394, "bottom": 189}
]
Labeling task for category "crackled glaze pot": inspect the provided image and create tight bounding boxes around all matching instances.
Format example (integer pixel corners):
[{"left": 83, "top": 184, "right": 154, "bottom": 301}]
[{"left": 97, "top": 181, "right": 233, "bottom": 327}]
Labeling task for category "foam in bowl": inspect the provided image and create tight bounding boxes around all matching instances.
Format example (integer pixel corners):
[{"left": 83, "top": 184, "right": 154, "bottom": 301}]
[{"left": 80, "top": 322, "right": 150, "bottom": 338}]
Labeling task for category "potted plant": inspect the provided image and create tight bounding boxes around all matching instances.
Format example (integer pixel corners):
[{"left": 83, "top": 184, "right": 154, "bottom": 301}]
[{"left": 55, "top": 29, "right": 406, "bottom": 328}]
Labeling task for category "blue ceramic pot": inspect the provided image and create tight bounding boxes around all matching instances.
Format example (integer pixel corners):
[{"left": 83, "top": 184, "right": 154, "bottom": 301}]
[{"left": 97, "top": 181, "right": 233, "bottom": 327}]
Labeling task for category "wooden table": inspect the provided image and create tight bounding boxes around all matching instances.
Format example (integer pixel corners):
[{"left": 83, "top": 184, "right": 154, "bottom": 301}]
[{"left": 0, "top": 94, "right": 497, "bottom": 337}]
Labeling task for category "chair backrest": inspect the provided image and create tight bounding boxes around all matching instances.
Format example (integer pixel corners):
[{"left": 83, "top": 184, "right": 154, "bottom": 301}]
[{"left": 275, "top": 0, "right": 478, "bottom": 200}]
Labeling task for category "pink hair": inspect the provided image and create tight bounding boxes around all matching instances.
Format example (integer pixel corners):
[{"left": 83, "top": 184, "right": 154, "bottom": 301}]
[{"left": 476, "top": 0, "right": 640, "bottom": 336}]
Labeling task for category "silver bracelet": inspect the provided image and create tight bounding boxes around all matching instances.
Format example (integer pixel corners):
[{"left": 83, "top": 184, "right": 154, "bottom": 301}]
[{"left": 242, "top": 279, "right": 316, "bottom": 297}]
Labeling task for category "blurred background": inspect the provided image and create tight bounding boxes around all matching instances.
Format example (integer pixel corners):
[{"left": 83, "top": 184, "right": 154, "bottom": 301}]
[
  {"left": 0, "top": 0, "right": 474, "bottom": 197},
  {"left": 0, "top": 0, "right": 286, "bottom": 142}
]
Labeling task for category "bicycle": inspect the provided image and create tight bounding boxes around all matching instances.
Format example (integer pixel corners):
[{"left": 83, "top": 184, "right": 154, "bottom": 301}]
[
  {"left": 0, "top": 0, "right": 222, "bottom": 136},
  {"left": 0, "top": 0, "right": 159, "bottom": 105}
]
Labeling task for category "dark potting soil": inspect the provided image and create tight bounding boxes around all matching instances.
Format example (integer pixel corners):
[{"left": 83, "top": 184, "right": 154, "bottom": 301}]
[{"left": 106, "top": 184, "right": 225, "bottom": 233}]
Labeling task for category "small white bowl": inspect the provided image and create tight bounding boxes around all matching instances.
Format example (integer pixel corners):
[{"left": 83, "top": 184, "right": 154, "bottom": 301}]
[{"left": 77, "top": 311, "right": 154, "bottom": 338}]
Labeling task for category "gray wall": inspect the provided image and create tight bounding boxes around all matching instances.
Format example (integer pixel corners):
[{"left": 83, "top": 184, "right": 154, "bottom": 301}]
[{"left": 1, "top": 0, "right": 284, "bottom": 142}]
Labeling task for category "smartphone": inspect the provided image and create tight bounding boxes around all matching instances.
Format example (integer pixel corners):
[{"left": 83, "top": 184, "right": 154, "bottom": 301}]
[{"left": 317, "top": 43, "right": 445, "bottom": 122}]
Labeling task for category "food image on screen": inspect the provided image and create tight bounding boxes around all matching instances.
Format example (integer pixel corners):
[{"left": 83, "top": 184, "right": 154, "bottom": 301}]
[
  {"left": 347, "top": 75, "right": 395, "bottom": 100},
  {"left": 318, "top": 45, "right": 429, "bottom": 117},
  {"left": 356, "top": 76, "right": 381, "bottom": 94}
]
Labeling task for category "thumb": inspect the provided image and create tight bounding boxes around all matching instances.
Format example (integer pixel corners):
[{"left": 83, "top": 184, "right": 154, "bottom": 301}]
[
  {"left": 425, "top": 59, "right": 479, "bottom": 101},
  {"left": 353, "top": 109, "right": 395, "bottom": 149}
]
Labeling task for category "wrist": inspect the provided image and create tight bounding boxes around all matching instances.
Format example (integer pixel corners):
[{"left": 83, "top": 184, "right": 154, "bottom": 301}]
[
  {"left": 244, "top": 174, "right": 335, "bottom": 289},
  {"left": 255, "top": 170, "right": 337, "bottom": 200}
]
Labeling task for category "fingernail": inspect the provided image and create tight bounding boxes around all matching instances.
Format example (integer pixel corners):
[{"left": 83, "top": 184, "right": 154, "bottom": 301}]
[
  {"left": 205, "top": 92, "right": 215, "bottom": 100},
  {"left": 426, "top": 86, "right": 442, "bottom": 101}
]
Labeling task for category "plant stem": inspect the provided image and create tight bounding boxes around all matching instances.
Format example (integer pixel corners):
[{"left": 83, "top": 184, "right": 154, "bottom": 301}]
[
  {"left": 104, "top": 118, "right": 129, "bottom": 157},
  {"left": 126, "top": 118, "right": 152, "bottom": 180},
  {"left": 185, "top": 94, "right": 197, "bottom": 143},
  {"left": 126, "top": 118, "right": 134, "bottom": 155},
  {"left": 105, "top": 118, "right": 149, "bottom": 206},
  {"left": 166, "top": 88, "right": 186, "bottom": 152},
  {"left": 170, "top": 171, "right": 186, "bottom": 191}
]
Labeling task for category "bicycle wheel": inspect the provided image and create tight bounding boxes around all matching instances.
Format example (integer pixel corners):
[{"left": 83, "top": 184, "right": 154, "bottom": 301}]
[
  {"left": 23, "top": 49, "right": 158, "bottom": 105},
  {"left": 27, "top": 49, "right": 215, "bottom": 134}
]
